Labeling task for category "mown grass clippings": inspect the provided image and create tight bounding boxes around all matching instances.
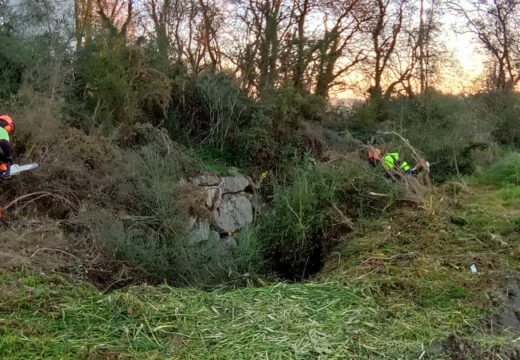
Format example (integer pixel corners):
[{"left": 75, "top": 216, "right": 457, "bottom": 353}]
[{"left": 0, "top": 268, "right": 517, "bottom": 360}]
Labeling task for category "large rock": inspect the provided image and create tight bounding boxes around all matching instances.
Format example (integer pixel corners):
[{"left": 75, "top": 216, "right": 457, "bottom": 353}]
[
  {"left": 208, "top": 230, "right": 220, "bottom": 244},
  {"left": 221, "top": 175, "right": 250, "bottom": 194},
  {"left": 212, "top": 194, "right": 253, "bottom": 233},
  {"left": 220, "top": 236, "right": 237, "bottom": 250},
  {"left": 192, "top": 173, "right": 221, "bottom": 187},
  {"left": 204, "top": 186, "right": 222, "bottom": 210},
  {"left": 188, "top": 220, "right": 210, "bottom": 243}
]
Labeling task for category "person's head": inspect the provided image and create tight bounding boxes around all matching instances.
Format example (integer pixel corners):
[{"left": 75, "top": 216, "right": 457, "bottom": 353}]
[
  {"left": 0, "top": 115, "right": 14, "bottom": 134},
  {"left": 367, "top": 147, "right": 382, "bottom": 166}
]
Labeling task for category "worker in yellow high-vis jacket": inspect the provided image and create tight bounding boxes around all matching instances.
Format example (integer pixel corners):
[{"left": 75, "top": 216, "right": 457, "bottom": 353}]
[
  {"left": 368, "top": 148, "right": 412, "bottom": 176},
  {"left": 383, "top": 152, "right": 411, "bottom": 174}
]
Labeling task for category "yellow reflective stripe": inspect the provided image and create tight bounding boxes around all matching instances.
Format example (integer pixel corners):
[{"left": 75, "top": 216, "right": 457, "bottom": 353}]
[
  {"left": 383, "top": 153, "right": 398, "bottom": 169},
  {"left": 0, "top": 128, "right": 9, "bottom": 142}
]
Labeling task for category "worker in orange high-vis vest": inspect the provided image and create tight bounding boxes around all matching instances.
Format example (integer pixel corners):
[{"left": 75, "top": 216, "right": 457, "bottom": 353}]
[{"left": 0, "top": 115, "right": 14, "bottom": 176}]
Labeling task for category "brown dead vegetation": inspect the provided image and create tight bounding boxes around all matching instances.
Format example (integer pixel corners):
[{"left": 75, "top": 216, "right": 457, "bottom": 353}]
[{"left": 0, "top": 93, "right": 190, "bottom": 289}]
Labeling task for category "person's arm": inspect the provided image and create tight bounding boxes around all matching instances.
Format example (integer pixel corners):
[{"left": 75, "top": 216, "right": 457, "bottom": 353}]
[
  {"left": 4, "top": 141, "right": 12, "bottom": 164},
  {"left": 0, "top": 141, "right": 13, "bottom": 165}
]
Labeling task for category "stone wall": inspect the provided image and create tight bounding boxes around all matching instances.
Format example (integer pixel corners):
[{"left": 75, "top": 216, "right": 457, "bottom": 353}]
[{"left": 187, "top": 171, "right": 255, "bottom": 248}]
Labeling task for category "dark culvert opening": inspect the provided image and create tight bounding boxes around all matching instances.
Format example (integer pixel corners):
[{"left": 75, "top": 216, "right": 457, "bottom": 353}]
[{"left": 269, "top": 231, "right": 338, "bottom": 282}]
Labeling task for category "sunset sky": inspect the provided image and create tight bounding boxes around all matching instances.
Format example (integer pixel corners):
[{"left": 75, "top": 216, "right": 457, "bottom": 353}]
[
  {"left": 441, "top": 10, "right": 486, "bottom": 93},
  {"left": 334, "top": 6, "right": 488, "bottom": 100}
]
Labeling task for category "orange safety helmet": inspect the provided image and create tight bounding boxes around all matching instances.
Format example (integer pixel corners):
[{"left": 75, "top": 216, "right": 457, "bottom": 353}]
[
  {"left": 368, "top": 148, "right": 382, "bottom": 161},
  {"left": 0, "top": 115, "right": 14, "bottom": 134}
]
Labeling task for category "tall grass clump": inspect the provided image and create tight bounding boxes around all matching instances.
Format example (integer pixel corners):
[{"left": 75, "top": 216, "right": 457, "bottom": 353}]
[
  {"left": 91, "top": 139, "right": 265, "bottom": 287},
  {"left": 89, "top": 143, "right": 198, "bottom": 285},
  {"left": 254, "top": 157, "right": 399, "bottom": 280},
  {"left": 478, "top": 152, "right": 520, "bottom": 185}
]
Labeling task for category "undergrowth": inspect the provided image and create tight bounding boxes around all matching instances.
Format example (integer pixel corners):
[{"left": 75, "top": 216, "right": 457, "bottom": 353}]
[{"left": 254, "top": 157, "right": 400, "bottom": 280}]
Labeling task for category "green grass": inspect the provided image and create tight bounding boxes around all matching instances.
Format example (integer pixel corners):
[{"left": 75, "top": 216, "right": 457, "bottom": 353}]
[
  {"left": 478, "top": 152, "right": 520, "bottom": 185},
  {"left": 318, "top": 181, "right": 520, "bottom": 354},
  {"left": 0, "top": 270, "right": 510, "bottom": 360},
  {"left": 190, "top": 147, "right": 236, "bottom": 175}
]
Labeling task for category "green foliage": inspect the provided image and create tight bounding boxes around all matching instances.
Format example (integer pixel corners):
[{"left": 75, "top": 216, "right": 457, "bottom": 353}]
[
  {"left": 67, "top": 35, "right": 171, "bottom": 132},
  {"left": 486, "top": 92, "right": 520, "bottom": 148},
  {"left": 347, "top": 100, "right": 382, "bottom": 142},
  {"left": 167, "top": 72, "right": 253, "bottom": 152},
  {"left": 236, "top": 87, "right": 327, "bottom": 173},
  {"left": 478, "top": 152, "right": 520, "bottom": 185},
  {"left": 166, "top": 82, "right": 328, "bottom": 174},
  {"left": 0, "top": 28, "right": 25, "bottom": 99},
  {"left": 254, "top": 158, "right": 398, "bottom": 280},
  {"left": 349, "top": 91, "right": 501, "bottom": 181}
]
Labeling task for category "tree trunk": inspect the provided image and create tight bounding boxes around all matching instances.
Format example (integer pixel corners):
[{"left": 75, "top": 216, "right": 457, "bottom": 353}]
[{"left": 418, "top": 0, "right": 425, "bottom": 94}]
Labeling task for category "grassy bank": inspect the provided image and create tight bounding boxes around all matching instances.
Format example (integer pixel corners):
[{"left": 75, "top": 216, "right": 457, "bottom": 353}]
[{"left": 2, "top": 183, "right": 520, "bottom": 359}]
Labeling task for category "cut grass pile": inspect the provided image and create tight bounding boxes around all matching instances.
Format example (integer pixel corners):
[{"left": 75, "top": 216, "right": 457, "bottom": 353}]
[
  {"left": 319, "top": 182, "right": 520, "bottom": 355},
  {"left": 0, "top": 270, "right": 513, "bottom": 360}
]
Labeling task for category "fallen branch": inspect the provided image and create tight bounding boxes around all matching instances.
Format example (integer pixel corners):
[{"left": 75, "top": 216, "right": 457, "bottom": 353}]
[
  {"left": 331, "top": 204, "right": 354, "bottom": 230},
  {"left": 378, "top": 131, "right": 422, "bottom": 161},
  {"left": 3, "top": 191, "right": 77, "bottom": 213},
  {"left": 30, "top": 247, "right": 80, "bottom": 260},
  {"left": 4, "top": 192, "right": 55, "bottom": 210}
]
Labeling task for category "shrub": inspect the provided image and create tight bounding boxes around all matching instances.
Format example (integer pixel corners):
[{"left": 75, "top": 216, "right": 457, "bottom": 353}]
[
  {"left": 166, "top": 72, "right": 253, "bottom": 151},
  {"left": 486, "top": 92, "right": 520, "bottom": 148},
  {"left": 235, "top": 87, "right": 327, "bottom": 174},
  {"left": 347, "top": 100, "right": 381, "bottom": 143},
  {"left": 66, "top": 35, "right": 171, "bottom": 132}
]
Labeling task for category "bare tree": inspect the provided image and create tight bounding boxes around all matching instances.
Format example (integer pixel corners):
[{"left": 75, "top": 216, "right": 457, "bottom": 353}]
[
  {"left": 290, "top": 0, "right": 315, "bottom": 92},
  {"left": 143, "top": 0, "right": 223, "bottom": 73},
  {"left": 95, "top": 0, "right": 134, "bottom": 36},
  {"left": 144, "top": 0, "right": 172, "bottom": 62},
  {"left": 312, "top": 0, "right": 368, "bottom": 97},
  {"left": 230, "top": 0, "right": 293, "bottom": 94},
  {"left": 448, "top": 0, "right": 520, "bottom": 92},
  {"left": 229, "top": 0, "right": 368, "bottom": 97},
  {"left": 75, "top": 0, "right": 95, "bottom": 47},
  {"left": 364, "top": 0, "right": 410, "bottom": 99},
  {"left": 74, "top": 0, "right": 135, "bottom": 43},
  {"left": 418, "top": 0, "right": 442, "bottom": 93}
]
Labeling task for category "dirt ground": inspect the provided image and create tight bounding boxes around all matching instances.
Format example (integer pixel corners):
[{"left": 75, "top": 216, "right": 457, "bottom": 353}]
[
  {"left": 490, "top": 276, "right": 520, "bottom": 332},
  {"left": 0, "top": 218, "right": 80, "bottom": 272},
  {"left": 0, "top": 214, "right": 145, "bottom": 291}
]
